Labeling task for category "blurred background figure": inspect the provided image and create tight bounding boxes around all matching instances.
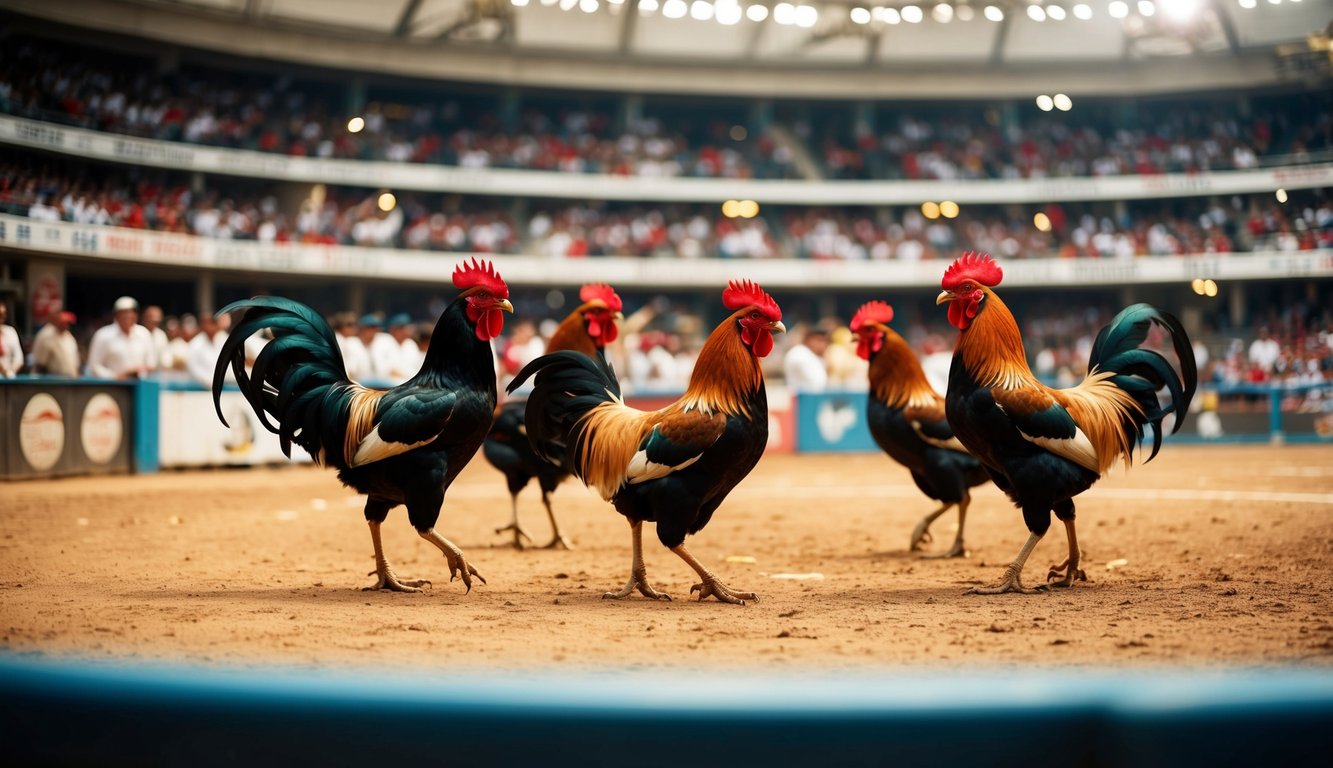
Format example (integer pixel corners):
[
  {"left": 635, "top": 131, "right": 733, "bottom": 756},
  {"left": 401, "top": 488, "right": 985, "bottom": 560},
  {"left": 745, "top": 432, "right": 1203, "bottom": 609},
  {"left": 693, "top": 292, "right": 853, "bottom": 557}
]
[
  {"left": 0, "top": 301, "right": 22, "bottom": 378},
  {"left": 783, "top": 327, "right": 830, "bottom": 393},
  {"left": 142, "top": 304, "right": 171, "bottom": 372},
  {"left": 31, "top": 309, "right": 80, "bottom": 377},
  {"left": 187, "top": 311, "right": 231, "bottom": 386},
  {"left": 86, "top": 296, "right": 154, "bottom": 380},
  {"left": 499, "top": 318, "right": 545, "bottom": 390}
]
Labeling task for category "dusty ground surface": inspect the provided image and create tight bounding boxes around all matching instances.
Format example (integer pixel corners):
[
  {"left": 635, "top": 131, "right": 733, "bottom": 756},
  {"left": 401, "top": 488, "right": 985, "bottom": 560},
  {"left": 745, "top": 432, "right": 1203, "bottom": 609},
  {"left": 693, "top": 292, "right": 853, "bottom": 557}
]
[{"left": 2, "top": 445, "right": 1332, "bottom": 672}]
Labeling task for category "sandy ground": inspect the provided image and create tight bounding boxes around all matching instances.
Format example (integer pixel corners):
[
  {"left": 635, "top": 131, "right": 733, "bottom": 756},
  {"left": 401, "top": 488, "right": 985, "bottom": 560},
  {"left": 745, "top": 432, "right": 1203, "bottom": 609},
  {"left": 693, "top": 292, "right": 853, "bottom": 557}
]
[{"left": 2, "top": 445, "right": 1332, "bottom": 671}]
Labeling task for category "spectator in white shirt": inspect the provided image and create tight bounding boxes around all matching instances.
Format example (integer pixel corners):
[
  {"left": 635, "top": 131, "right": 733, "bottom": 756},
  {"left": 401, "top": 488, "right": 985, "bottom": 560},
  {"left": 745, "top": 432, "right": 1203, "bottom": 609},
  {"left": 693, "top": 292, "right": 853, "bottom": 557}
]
[
  {"left": 187, "top": 312, "right": 231, "bottom": 387},
  {"left": 1248, "top": 326, "right": 1281, "bottom": 373},
  {"left": 373, "top": 313, "right": 420, "bottom": 385},
  {"left": 332, "top": 312, "right": 369, "bottom": 382},
  {"left": 86, "top": 296, "right": 155, "bottom": 379},
  {"left": 31, "top": 310, "right": 81, "bottom": 377},
  {"left": 0, "top": 302, "right": 23, "bottom": 378},
  {"left": 783, "top": 328, "right": 830, "bottom": 394},
  {"left": 142, "top": 304, "right": 171, "bottom": 372}
]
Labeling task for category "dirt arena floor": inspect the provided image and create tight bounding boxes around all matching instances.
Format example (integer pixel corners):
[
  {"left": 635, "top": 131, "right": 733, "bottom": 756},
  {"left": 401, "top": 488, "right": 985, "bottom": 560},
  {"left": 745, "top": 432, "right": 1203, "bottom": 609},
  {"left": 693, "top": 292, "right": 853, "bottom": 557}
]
[{"left": 3, "top": 445, "right": 1332, "bottom": 671}]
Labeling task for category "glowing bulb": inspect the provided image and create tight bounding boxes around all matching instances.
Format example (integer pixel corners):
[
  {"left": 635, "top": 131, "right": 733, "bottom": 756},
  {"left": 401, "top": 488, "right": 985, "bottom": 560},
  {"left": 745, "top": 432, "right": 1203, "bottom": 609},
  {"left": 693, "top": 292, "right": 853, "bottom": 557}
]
[
  {"left": 956, "top": 5, "right": 974, "bottom": 19},
  {"left": 932, "top": 3, "right": 953, "bottom": 22},
  {"left": 921, "top": 202, "right": 941, "bottom": 220},
  {"left": 901, "top": 5, "right": 923, "bottom": 22},
  {"left": 1073, "top": 3, "right": 1092, "bottom": 18},
  {"left": 716, "top": 3, "right": 742, "bottom": 22},
  {"left": 984, "top": 5, "right": 1004, "bottom": 21},
  {"left": 1036, "top": 94, "right": 1055, "bottom": 111},
  {"left": 746, "top": 3, "right": 768, "bottom": 20},
  {"left": 1053, "top": 93, "right": 1073, "bottom": 111},
  {"left": 1137, "top": 0, "right": 1156, "bottom": 15},
  {"left": 1027, "top": 4, "right": 1046, "bottom": 21},
  {"left": 1033, "top": 212, "right": 1052, "bottom": 232},
  {"left": 639, "top": 0, "right": 659, "bottom": 11},
  {"left": 1276, "top": 188, "right": 1288, "bottom": 203},
  {"left": 663, "top": 0, "right": 687, "bottom": 17},
  {"left": 1047, "top": 5, "right": 1067, "bottom": 20},
  {"left": 794, "top": 4, "right": 818, "bottom": 26},
  {"left": 1191, "top": 278, "right": 1205, "bottom": 295},
  {"left": 1203, "top": 279, "right": 1219, "bottom": 298},
  {"left": 883, "top": 7, "right": 902, "bottom": 22},
  {"left": 940, "top": 201, "right": 960, "bottom": 219},
  {"left": 1108, "top": 0, "right": 1129, "bottom": 17},
  {"left": 851, "top": 6, "right": 871, "bottom": 23},
  {"left": 1237, "top": 0, "right": 1256, "bottom": 6},
  {"left": 581, "top": 0, "right": 599, "bottom": 11},
  {"left": 377, "top": 192, "right": 396, "bottom": 212},
  {"left": 773, "top": 2, "right": 795, "bottom": 24},
  {"left": 511, "top": 0, "right": 530, "bottom": 6},
  {"left": 346, "top": 116, "right": 365, "bottom": 133}
]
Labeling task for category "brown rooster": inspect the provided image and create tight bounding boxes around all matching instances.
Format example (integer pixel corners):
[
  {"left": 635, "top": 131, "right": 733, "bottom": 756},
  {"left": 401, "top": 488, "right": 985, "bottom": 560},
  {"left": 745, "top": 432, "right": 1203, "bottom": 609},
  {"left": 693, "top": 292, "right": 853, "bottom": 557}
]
[
  {"left": 937, "top": 252, "right": 1196, "bottom": 594},
  {"left": 509, "top": 280, "right": 785, "bottom": 605}
]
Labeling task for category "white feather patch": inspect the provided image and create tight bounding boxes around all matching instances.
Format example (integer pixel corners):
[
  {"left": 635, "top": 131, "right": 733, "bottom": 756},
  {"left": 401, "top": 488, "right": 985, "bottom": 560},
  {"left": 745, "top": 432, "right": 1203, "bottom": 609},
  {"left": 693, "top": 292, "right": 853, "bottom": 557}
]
[
  {"left": 625, "top": 448, "right": 703, "bottom": 485},
  {"left": 1017, "top": 426, "right": 1101, "bottom": 474},
  {"left": 350, "top": 425, "right": 441, "bottom": 467}
]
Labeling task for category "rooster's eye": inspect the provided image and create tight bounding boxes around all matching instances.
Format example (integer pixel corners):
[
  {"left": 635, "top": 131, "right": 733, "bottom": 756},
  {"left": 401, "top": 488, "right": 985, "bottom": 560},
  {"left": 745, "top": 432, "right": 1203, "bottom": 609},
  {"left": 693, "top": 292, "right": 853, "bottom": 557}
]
[{"left": 749, "top": 311, "right": 760, "bottom": 319}]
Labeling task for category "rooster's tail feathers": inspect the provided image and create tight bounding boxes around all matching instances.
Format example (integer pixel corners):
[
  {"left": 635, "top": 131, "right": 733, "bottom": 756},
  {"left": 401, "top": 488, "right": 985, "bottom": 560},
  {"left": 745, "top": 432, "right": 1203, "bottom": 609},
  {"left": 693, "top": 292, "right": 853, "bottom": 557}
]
[
  {"left": 1088, "top": 303, "right": 1197, "bottom": 462},
  {"left": 213, "top": 297, "right": 354, "bottom": 463},
  {"left": 508, "top": 351, "right": 622, "bottom": 470}
]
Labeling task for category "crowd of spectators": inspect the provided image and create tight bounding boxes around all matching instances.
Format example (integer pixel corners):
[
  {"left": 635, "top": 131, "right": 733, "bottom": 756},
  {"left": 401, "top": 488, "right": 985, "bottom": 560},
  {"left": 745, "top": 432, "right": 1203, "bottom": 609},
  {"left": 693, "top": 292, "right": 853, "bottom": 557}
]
[
  {"left": 3, "top": 37, "right": 1329, "bottom": 184},
  {"left": 6, "top": 159, "right": 1331, "bottom": 259}
]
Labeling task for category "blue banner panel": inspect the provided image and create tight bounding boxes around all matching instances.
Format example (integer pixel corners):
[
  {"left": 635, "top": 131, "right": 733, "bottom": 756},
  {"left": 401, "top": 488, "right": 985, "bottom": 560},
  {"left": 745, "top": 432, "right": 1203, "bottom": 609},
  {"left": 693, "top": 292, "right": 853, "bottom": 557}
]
[{"left": 795, "top": 391, "right": 878, "bottom": 453}]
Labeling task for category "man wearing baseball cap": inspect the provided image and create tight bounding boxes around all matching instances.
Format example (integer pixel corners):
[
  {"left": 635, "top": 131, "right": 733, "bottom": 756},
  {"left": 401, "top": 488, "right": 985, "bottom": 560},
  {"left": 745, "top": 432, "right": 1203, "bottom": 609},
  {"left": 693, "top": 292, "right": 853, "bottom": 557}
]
[
  {"left": 32, "top": 308, "right": 81, "bottom": 377},
  {"left": 86, "top": 296, "right": 155, "bottom": 379}
]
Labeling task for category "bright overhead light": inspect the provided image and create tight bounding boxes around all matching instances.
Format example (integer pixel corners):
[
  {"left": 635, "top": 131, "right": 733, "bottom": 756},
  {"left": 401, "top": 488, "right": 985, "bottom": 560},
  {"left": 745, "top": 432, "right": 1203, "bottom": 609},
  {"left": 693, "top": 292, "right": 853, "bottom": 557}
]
[
  {"left": 511, "top": 0, "right": 530, "bottom": 6},
  {"left": 716, "top": 3, "right": 743, "bottom": 23},
  {"left": 921, "top": 202, "right": 941, "bottom": 220},
  {"left": 1047, "top": 4, "right": 1066, "bottom": 20},
  {"left": 346, "top": 116, "right": 365, "bottom": 133},
  {"left": 1036, "top": 94, "right": 1055, "bottom": 111},
  {"left": 1276, "top": 188, "right": 1288, "bottom": 203},
  {"left": 773, "top": 2, "right": 795, "bottom": 24},
  {"left": 581, "top": 0, "right": 599, "bottom": 11},
  {"left": 639, "top": 0, "right": 658, "bottom": 11},
  {"left": 746, "top": 3, "right": 768, "bottom": 20},
  {"left": 984, "top": 5, "right": 1005, "bottom": 21},
  {"left": 663, "top": 0, "right": 687, "bottom": 17},
  {"left": 1203, "top": 279, "right": 1218, "bottom": 298},
  {"left": 1027, "top": 4, "right": 1046, "bottom": 21},
  {"left": 850, "top": 6, "right": 871, "bottom": 23},
  {"left": 377, "top": 192, "right": 396, "bottom": 213},
  {"left": 932, "top": 3, "right": 953, "bottom": 22},
  {"left": 560, "top": 0, "right": 578, "bottom": 10},
  {"left": 1266, "top": 0, "right": 1280, "bottom": 4},
  {"left": 901, "top": 4, "right": 923, "bottom": 22},
  {"left": 1159, "top": 0, "right": 1202, "bottom": 19},
  {"left": 1138, "top": 0, "right": 1156, "bottom": 15},
  {"left": 1236, "top": 0, "right": 1256, "bottom": 6},
  {"left": 1033, "top": 212, "right": 1052, "bottom": 232},
  {"left": 1053, "top": 93, "right": 1073, "bottom": 111},
  {"left": 1072, "top": 3, "right": 1092, "bottom": 18},
  {"left": 940, "top": 201, "right": 960, "bottom": 219},
  {"left": 1108, "top": 0, "right": 1129, "bottom": 17},
  {"left": 690, "top": 0, "right": 713, "bottom": 19},
  {"left": 956, "top": 4, "right": 974, "bottom": 20},
  {"left": 541, "top": 0, "right": 558, "bottom": 5},
  {"left": 795, "top": 4, "right": 818, "bottom": 26},
  {"left": 882, "top": 7, "right": 902, "bottom": 23}
]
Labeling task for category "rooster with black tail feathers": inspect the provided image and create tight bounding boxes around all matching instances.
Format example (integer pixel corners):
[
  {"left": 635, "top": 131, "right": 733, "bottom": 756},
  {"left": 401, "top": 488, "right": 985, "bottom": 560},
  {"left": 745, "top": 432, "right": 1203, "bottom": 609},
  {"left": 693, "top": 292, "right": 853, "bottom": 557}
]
[
  {"left": 212, "top": 259, "right": 513, "bottom": 593},
  {"left": 936, "top": 252, "right": 1196, "bottom": 595},
  {"left": 509, "top": 280, "right": 784, "bottom": 605}
]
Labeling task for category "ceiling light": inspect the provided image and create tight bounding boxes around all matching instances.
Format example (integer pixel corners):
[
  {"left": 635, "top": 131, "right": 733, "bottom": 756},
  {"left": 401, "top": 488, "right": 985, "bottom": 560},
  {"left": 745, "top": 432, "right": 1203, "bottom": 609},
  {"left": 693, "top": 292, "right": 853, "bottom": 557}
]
[
  {"left": 1027, "top": 5, "right": 1047, "bottom": 21},
  {"left": 1072, "top": 3, "right": 1092, "bottom": 18},
  {"left": 1033, "top": 212, "right": 1052, "bottom": 232},
  {"left": 1036, "top": 94, "right": 1054, "bottom": 111},
  {"left": 1047, "top": 5, "right": 1066, "bottom": 20},
  {"left": 716, "top": 3, "right": 743, "bottom": 22},
  {"left": 883, "top": 7, "right": 902, "bottom": 22},
  {"left": 773, "top": 2, "right": 795, "bottom": 24},
  {"left": 639, "top": 0, "right": 658, "bottom": 11},
  {"left": 690, "top": 0, "right": 714, "bottom": 19},
  {"left": 956, "top": 5, "right": 975, "bottom": 20},
  {"left": 984, "top": 5, "right": 1004, "bottom": 20},
  {"left": 580, "top": 0, "right": 599, "bottom": 11},
  {"left": 1203, "top": 279, "right": 1218, "bottom": 298},
  {"left": 1053, "top": 93, "right": 1072, "bottom": 111},
  {"left": 795, "top": 4, "right": 819, "bottom": 26},
  {"left": 663, "top": 0, "right": 688, "bottom": 17},
  {"left": 746, "top": 4, "right": 768, "bottom": 20},
  {"left": 940, "top": 201, "right": 960, "bottom": 219},
  {"left": 511, "top": 0, "right": 530, "bottom": 6},
  {"left": 1137, "top": 0, "right": 1156, "bottom": 15},
  {"left": 346, "top": 116, "right": 365, "bottom": 133},
  {"left": 560, "top": 0, "right": 578, "bottom": 10},
  {"left": 1276, "top": 188, "right": 1288, "bottom": 203},
  {"left": 1159, "top": 0, "right": 1202, "bottom": 19},
  {"left": 901, "top": 4, "right": 923, "bottom": 22},
  {"left": 932, "top": 3, "right": 953, "bottom": 22},
  {"left": 921, "top": 202, "right": 941, "bottom": 220},
  {"left": 851, "top": 6, "right": 871, "bottom": 23},
  {"left": 1108, "top": 0, "right": 1129, "bottom": 17},
  {"left": 378, "top": 192, "right": 396, "bottom": 212}
]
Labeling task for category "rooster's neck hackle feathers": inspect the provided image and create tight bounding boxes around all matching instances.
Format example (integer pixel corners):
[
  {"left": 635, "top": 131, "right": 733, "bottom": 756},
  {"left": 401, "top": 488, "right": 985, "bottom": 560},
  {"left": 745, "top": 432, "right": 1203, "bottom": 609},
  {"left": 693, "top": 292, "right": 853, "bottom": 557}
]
[
  {"left": 679, "top": 310, "right": 764, "bottom": 418},
  {"left": 547, "top": 306, "right": 602, "bottom": 358},
  {"left": 954, "top": 288, "right": 1033, "bottom": 391},
  {"left": 868, "top": 328, "right": 940, "bottom": 411}
]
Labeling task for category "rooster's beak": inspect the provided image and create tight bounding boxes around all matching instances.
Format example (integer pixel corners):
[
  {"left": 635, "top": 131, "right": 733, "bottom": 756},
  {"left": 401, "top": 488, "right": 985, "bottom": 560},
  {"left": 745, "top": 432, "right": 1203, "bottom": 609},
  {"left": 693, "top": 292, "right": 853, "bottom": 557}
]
[
  {"left": 935, "top": 290, "right": 953, "bottom": 306},
  {"left": 770, "top": 320, "right": 787, "bottom": 334},
  {"left": 496, "top": 299, "right": 514, "bottom": 313}
]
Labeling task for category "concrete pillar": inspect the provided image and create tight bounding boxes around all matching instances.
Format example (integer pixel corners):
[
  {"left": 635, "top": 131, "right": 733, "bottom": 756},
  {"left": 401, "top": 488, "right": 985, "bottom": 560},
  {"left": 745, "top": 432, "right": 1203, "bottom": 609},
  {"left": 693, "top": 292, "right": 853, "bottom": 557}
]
[
  {"left": 346, "top": 77, "right": 366, "bottom": 116},
  {"left": 347, "top": 282, "right": 365, "bottom": 315},
  {"left": 195, "top": 272, "right": 215, "bottom": 318},
  {"left": 1228, "top": 280, "right": 1246, "bottom": 329}
]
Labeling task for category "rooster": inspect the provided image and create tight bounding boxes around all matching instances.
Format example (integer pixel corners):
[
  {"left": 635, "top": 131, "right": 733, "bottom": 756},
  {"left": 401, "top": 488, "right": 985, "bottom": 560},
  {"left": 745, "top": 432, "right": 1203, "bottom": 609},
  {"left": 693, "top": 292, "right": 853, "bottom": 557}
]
[
  {"left": 936, "top": 252, "right": 1196, "bottom": 594},
  {"left": 509, "top": 280, "right": 785, "bottom": 605},
  {"left": 851, "top": 300, "right": 990, "bottom": 557},
  {"left": 212, "top": 259, "right": 513, "bottom": 593},
  {"left": 484, "top": 283, "right": 624, "bottom": 549}
]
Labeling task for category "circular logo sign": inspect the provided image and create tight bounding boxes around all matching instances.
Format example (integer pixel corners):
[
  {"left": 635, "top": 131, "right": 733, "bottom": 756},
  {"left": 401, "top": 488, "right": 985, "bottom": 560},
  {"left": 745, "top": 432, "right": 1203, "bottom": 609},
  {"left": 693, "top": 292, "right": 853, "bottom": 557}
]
[
  {"left": 19, "top": 393, "right": 65, "bottom": 471},
  {"left": 81, "top": 393, "right": 123, "bottom": 464}
]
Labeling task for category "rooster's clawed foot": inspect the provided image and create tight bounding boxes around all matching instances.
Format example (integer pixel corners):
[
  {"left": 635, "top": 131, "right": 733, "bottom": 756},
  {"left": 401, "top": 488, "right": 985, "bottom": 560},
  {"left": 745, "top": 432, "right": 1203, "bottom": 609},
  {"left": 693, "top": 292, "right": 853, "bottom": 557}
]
[
  {"left": 542, "top": 534, "right": 574, "bottom": 550},
  {"left": 908, "top": 524, "right": 934, "bottom": 552},
  {"left": 923, "top": 540, "right": 967, "bottom": 559},
  {"left": 364, "top": 566, "right": 432, "bottom": 593},
  {"left": 438, "top": 543, "right": 486, "bottom": 593},
  {"left": 603, "top": 568, "right": 671, "bottom": 601},
  {"left": 691, "top": 578, "right": 758, "bottom": 606},
  {"left": 495, "top": 522, "right": 534, "bottom": 550},
  {"left": 1046, "top": 559, "right": 1088, "bottom": 588},
  {"left": 967, "top": 565, "right": 1048, "bottom": 596}
]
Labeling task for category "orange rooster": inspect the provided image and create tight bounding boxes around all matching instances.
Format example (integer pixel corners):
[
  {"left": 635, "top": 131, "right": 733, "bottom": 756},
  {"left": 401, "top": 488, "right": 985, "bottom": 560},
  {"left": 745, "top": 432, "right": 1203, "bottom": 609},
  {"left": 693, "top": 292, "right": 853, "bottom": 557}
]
[
  {"left": 484, "top": 283, "right": 624, "bottom": 549},
  {"left": 851, "top": 300, "right": 990, "bottom": 557},
  {"left": 936, "top": 252, "right": 1196, "bottom": 594},
  {"left": 509, "top": 280, "right": 785, "bottom": 605}
]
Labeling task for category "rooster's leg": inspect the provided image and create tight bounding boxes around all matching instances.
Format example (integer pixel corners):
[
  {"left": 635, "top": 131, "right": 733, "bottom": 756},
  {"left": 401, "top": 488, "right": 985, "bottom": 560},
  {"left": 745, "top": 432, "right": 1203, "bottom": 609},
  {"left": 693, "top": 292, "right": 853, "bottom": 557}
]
[
  {"left": 1047, "top": 518, "right": 1088, "bottom": 587},
  {"left": 923, "top": 493, "right": 970, "bottom": 559},
  {"left": 363, "top": 520, "right": 432, "bottom": 593},
  {"left": 539, "top": 490, "right": 573, "bottom": 550},
  {"left": 909, "top": 502, "right": 949, "bottom": 551},
  {"left": 494, "top": 493, "right": 534, "bottom": 550},
  {"left": 672, "top": 544, "right": 758, "bottom": 606},
  {"left": 419, "top": 529, "right": 486, "bottom": 593},
  {"left": 967, "top": 532, "right": 1047, "bottom": 595},
  {"left": 603, "top": 521, "right": 671, "bottom": 601}
]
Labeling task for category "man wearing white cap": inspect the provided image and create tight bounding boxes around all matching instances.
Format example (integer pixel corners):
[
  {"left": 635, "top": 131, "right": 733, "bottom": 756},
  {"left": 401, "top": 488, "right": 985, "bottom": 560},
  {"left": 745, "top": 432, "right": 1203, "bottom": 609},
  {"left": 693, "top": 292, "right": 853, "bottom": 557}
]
[{"left": 86, "top": 296, "right": 155, "bottom": 379}]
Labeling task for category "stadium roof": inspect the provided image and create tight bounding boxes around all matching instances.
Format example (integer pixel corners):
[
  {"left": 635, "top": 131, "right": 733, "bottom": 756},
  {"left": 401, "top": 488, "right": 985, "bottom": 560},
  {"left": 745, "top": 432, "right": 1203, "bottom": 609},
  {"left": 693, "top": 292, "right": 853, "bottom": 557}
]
[{"left": 8, "top": 0, "right": 1331, "bottom": 97}]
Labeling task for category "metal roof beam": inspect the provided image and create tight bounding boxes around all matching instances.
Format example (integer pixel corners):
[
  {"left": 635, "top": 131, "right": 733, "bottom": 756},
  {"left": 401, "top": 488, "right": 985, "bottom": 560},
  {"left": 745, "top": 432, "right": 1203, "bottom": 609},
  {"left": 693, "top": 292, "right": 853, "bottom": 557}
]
[
  {"left": 619, "top": 0, "right": 640, "bottom": 54},
  {"left": 394, "top": 0, "right": 425, "bottom": 37}
]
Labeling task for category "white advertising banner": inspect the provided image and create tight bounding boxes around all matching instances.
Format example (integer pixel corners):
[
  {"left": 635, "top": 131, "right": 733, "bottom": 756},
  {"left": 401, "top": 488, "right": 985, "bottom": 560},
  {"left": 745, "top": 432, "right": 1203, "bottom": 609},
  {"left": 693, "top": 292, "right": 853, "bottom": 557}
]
[
  {"left": 159, "top": 389, "right": 311, "bottom": 468},
  {"left": 2, "top": 214, "right": 1332, "bottom": 289},
  {"left": 3, "top": 115, "right": 1331, "bottom": 205}
]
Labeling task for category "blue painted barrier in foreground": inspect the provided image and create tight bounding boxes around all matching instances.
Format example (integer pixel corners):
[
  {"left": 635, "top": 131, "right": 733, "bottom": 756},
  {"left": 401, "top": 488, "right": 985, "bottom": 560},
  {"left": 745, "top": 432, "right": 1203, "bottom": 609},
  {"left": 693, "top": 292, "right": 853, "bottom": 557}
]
[{"left": 2, "top": 657, "right": 1330, "bottom": 767}]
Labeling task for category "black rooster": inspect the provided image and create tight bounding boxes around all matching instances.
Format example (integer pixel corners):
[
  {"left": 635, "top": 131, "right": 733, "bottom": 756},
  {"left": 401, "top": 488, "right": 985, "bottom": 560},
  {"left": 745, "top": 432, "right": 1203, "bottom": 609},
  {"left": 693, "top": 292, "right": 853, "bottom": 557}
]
[
  {"left": 850, "top": 300, "right": 990, "bottom": 557},
  {"left": 509, "top": 280, "right": 785, "bottom": 605},
  {"left": 212, "top": 259, "right": 513, "bottom": 593},
  {"left": 484, "top": 283, "right": 624, "bottom": 549}
]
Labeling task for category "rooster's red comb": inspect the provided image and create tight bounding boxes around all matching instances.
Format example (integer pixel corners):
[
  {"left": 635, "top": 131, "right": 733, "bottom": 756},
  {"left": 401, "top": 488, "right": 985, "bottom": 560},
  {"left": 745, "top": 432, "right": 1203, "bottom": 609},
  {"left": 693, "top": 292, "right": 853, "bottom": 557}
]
[
  {"left": 452, "top": 258, "right": 509, "bottom": 298},
  {"left": 941, "top": 251, "right": 1002, "bottom": 290},
  {"left": 850, "top": 300, "right": 894, "bottom": 332},
  {"left": 579, "top": 283, "right": 623, "bottom": 312},
  {"left": 723, "top": 279, "right": 781, "bottom": 320}
]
